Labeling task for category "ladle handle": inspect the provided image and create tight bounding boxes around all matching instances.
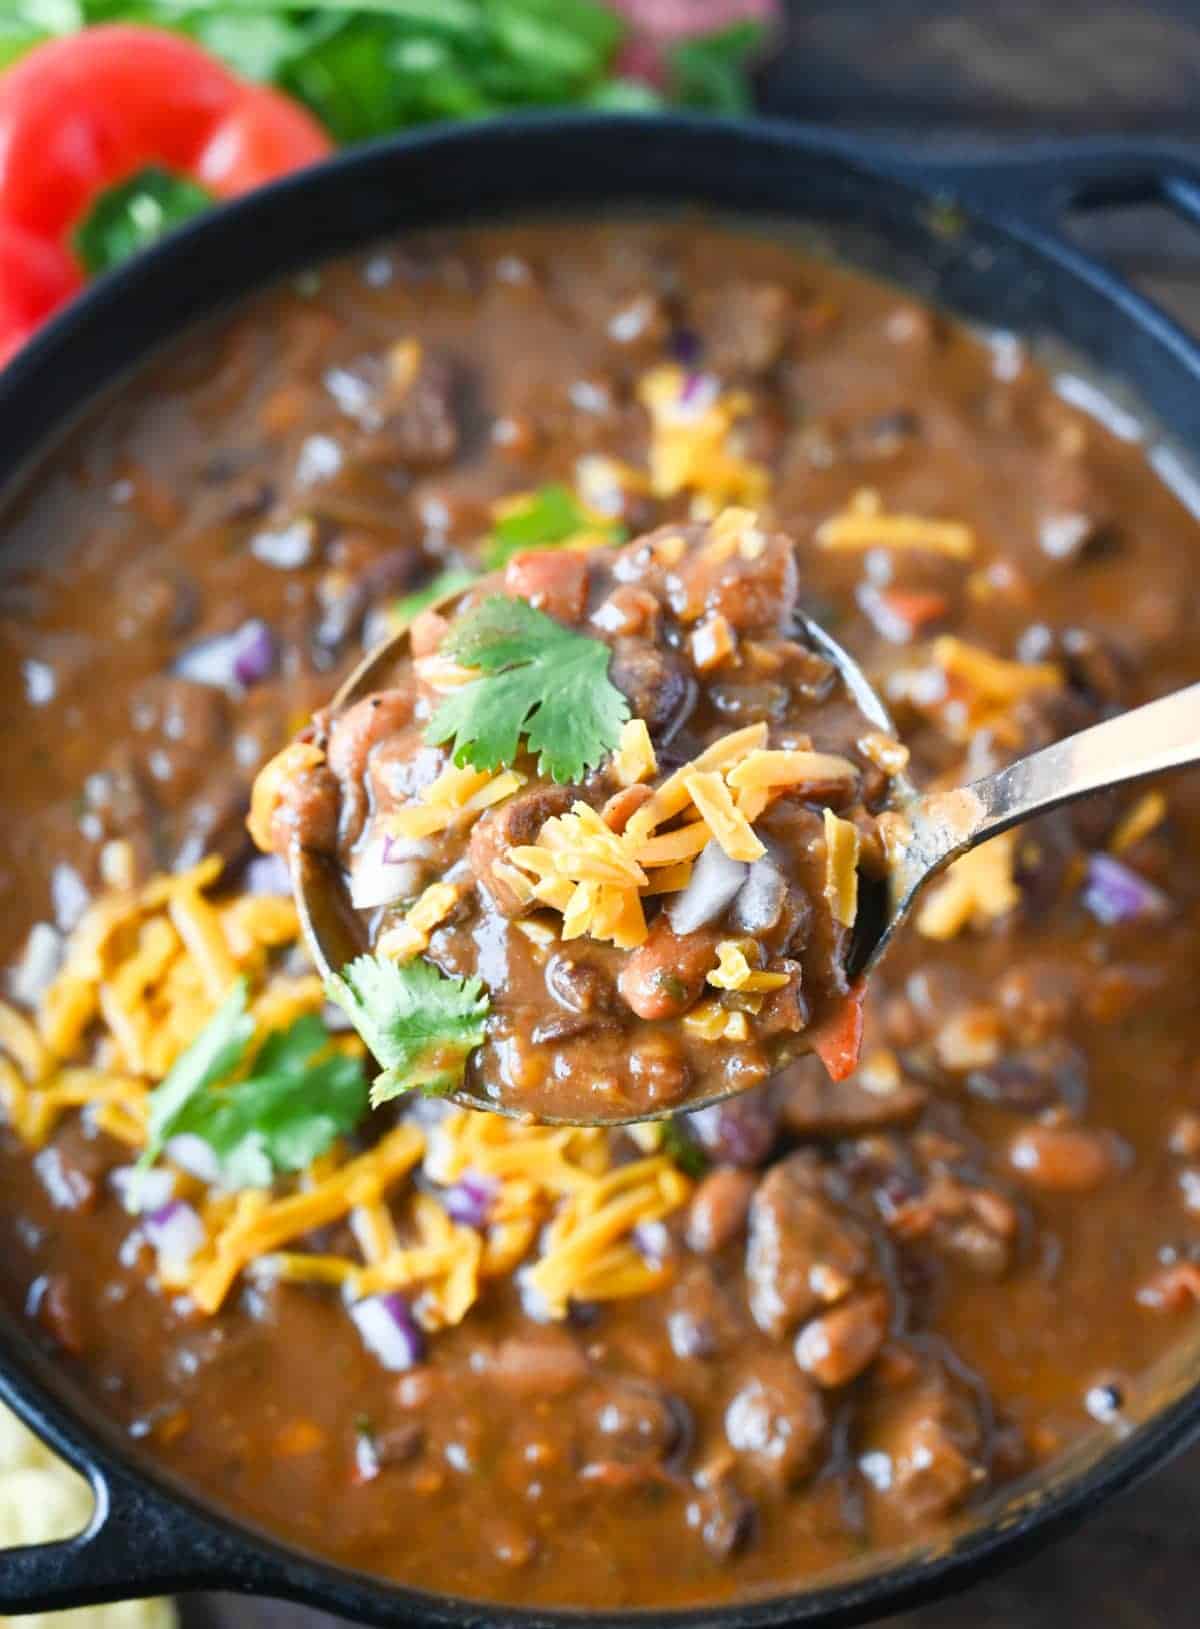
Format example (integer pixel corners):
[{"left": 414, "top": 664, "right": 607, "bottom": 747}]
[
  {"left": 967, "top": 681, "right": 1200, "bottom": 843},
  {"left": 894, "top": 682, "right": 1200, "bottom": 905}
]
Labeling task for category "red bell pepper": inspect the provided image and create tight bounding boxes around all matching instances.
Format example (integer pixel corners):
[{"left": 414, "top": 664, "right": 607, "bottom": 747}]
[
  {"left": 0, "top": 25, "right": 331, "bottom": 364},
  {"left": 810, "top": 978, "right": 867, "bottom": 1082}
]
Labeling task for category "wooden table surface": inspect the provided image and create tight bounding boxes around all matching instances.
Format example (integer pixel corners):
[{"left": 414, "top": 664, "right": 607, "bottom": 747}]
[{"left": 177, "top": 4, "right": 1200, "bottom": 1624}]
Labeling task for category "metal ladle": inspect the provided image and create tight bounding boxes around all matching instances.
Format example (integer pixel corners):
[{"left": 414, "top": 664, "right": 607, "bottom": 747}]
[{"left": 290, "top": 592, "right": 1200, "bottom": 1124}]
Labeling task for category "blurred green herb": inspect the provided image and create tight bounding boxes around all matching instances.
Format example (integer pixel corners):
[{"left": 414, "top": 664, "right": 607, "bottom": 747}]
[
  {"left": 73, "top": 165, "right": 213, "bottom": 275},
  {"left": 392, "top": 566, "right": 479, "bottom": 630},
  {"left": 483, "top": 482, "right": 624, "bottom": 570},
  {"left": 11, "top": 2, "right": 758, "bottom": 137},
  {"left": 667, "top": 20, "right": 766, "bottom": 114}
]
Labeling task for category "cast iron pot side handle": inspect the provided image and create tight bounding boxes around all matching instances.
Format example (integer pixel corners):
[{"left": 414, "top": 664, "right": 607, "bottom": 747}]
[
  {"left": 879, "top": 136, "right": 1200, "bottom": 238},
  {"left": 0, "top": 1419, "right": 274, "bottom": 1612}
]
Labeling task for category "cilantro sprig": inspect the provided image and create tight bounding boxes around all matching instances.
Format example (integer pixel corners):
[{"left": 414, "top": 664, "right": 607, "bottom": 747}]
[
  {"left": 137, "top": 979, "right": 368, "bottom": 1192},
  {"left": 426, "top": 596, "right": 629, "bottom": 783},
  {"left": 325, "top": 954, "right": 489, "bottom": 1105},
  {"left": 483, "top": 484, "right": 624, "bottom": 571},
  {"left": 392, "top": 567, "right": 479, "bottom": 630}
]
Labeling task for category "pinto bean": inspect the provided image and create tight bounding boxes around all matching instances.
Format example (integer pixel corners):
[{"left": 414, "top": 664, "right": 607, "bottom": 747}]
[
  {"left": 579, "top": 1378, "right": 684, "bottom": 1467},
  {"left": 618, "top": 918, "right": 720, "bottom": 1020},
  {"left": 686, "top": 1167, "right": 757, "bottom": 1254},
  {"left": 794, "top": 1290, "right": 889, "bottom": 1388},
  {"left": 483, "top": 1330, "right": 589, "bottom": 1399},
  {"left": 1007, "top": 1124, "right": 1119, "bottom": 1192},
  {"left": 326, "top": 690, "right": 416, "bottom": 785},
  {"left": 270, "top": 761, "right": 341, "bottom": 855},
  {"left": 504, "top": 551, "right": 588, "bottom": 625}
]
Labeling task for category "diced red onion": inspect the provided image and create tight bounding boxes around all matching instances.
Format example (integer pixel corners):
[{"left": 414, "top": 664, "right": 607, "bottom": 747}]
[
  {"left": 349, "top": 1293, "right": 426, "bottom": 1372},
  {"left": 667, "top": 327, "right": 703, "bottom": 366},
  {"left": 348, "top": 836, "right": 427, "bottom": 911},
  {"left": 668, "top": 841, "right": 747, "bottom": 934},
  {"left": 676, "top": 371, "right": 720, "bottom": 419},
  {"left": 111, "top": 1165, "right": 174, "bottom": 1215},
  {"left": 165, "top": 1133, "right": 222, "bottom": 1187},
  {"left": 9, "top": 922, "right": 63, "bottom": 1007},
  {"left": 144, "top": 1200, "right": 205, "bottom": 1267},
  {"left": 175, "top": 620, "right": 276, "bottom": 692},
  {"left": 732, "top": 857, "right": 787, "bottom": 935},
  {"left": 441, "top": 1172, "right": 496, "bottom": 1230},
  {"left": 1082, "top": 853, "right": 1169, "bottom": 926},
  {"left": 683, "top": 1091, "right": 779, "bottom": 1168}
]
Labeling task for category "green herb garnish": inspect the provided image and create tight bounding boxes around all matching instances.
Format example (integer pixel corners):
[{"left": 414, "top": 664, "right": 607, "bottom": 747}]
[
  {"left": 666, "top": 20, "right": 766, "bottom": 114},
  {"left": 137, "top": 980, "right": 368, "bottom": 1191},
  {"left": 325, "top": 954, "right": 489, "bottom": 1106},
  {"left": 660, "top": 1119, "right": 708, "bottom": 1180},
  {"left": 392, "top": 567, "right": 479, "bottom": 631},
  {"left": 74, "top": 165, "right": 214, "bottom": 278},
  {"left": 426, "top": 595, "right": 628, "bottom": 783},
  {"left": 483, "top": 483, "right": 623, "bottom": 571}
]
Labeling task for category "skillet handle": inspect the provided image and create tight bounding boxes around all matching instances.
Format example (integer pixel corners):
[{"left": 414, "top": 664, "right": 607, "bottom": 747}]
[
  {"left": 0, "top": 1443, "right": 273, "bottom": 1611},
  {"left": 883, "top": 137, "right": 1200, "bottom": 233}
]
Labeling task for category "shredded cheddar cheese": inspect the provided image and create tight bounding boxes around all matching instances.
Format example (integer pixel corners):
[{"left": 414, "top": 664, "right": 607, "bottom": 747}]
[
  {"left": 823, "top": 809, "right": 861, "bottom": 928},
  {"left": 1110, "top": 790, "right": 1167, "bottom": 855},
  {"left": 0, "top": 856, "right": 696, "bottom": 1344},
  {"left": 637, "top": 366, "right": 768, "bottom": 514},
  {"left": 387, "top": 767, "right": 527, "bottom": 840},
  {"left": 377, "top": 881, "right": 466, "bottom": 962},
  {"left": 817, "top": 489, "right": 975, "bottom": 559},
  {"left": 916, "top": 829, "right": 1020, "bottom": 939},
  {"left": 248, "top": 741, "right": 325, "bottom": 853},
  {"left": 682, "top": 771, "right": 765, "bottom": 862},
  {"left": 707, "top": 941, "right": 790, "bottom": 994},
  {"left": 612, "top": 718, "right": 657, "bottom": 786}
]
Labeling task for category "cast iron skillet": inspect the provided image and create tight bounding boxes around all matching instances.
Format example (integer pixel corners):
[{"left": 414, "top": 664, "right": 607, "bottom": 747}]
[{"left": 2, "top": 115, "right": 1200, "bottom": 1626}]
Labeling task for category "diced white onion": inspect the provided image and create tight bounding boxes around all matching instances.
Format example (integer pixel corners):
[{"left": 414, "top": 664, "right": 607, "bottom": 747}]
[
  {"left": 8, "top": 922, "right": 63, "bottom": 1007},
  {"left": 348, "top": 836, "right": 428, "bottom": 911},
  {"left": 110, "top": 1165, "right": 175, "bottom": 1216},
  {"left": 732, "top": 857, "right": 788, "bottom": 934},
  {"left": 164, "top": 1133, "right": 222, "bottom": 1187},
  {"left": 144, "top": 1200, "right": 206, "bottom": 1268},
  {"left": 668, "top": 842, "right": 748, "bottom": 935}
]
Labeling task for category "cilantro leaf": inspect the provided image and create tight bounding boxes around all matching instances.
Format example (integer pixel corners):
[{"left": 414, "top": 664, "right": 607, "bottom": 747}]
[
  {"left": 426, "top": 596, "right": 629, "bottom": 783},
  {"left": 73, "top": 166, "right": 214, "bottom": 278},
  {"left": 325, "top": 954, "right": 489, "bottom": 1106},
  {"left": 392, "top": 567, "right": 479, "bottom": 630},
  {"left": 666, "top": 21, "right": 766, "bottom": 114},
  {"left": 137, "top": 986, "right": 368, "bottom": 1192},
  {"left": 138, "top": 979, "right": 256, "bottom": 1182},
  {"left": 483, "top": 483, "right": 624, "bottom": 571}
]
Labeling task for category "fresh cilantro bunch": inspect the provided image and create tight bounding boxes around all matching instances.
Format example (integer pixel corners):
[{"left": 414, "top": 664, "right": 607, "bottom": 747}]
[
  {"left": 326, "top": 954, "right": 489, "bottom": 1104},
  {"left": 138, "top": 979, "right": 368, "bottom": 1190},
  {"left": 11, "top": 2, "right": 769, "bottom": 132},
  {"left": 426, "top": 595, "right": 629, "bottom": 783}
]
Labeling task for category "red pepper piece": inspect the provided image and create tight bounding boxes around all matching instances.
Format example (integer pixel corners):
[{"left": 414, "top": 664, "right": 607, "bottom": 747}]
[
  {"left": 0, "top": 219, "right": 83, "bottom": 368},
  {"left": 810, "top": 978, "right": 866, "bottom": 1082},
  {"left": 0, "top": 26, "right": 331, "bottom": 361}
]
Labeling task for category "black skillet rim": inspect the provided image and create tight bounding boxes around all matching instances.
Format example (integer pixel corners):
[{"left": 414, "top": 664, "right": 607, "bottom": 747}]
[{"left": 2, "top": 112, "right": 1200, "bottom": 1626}]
